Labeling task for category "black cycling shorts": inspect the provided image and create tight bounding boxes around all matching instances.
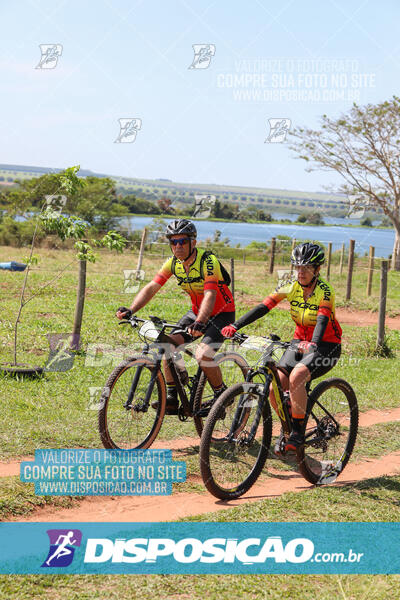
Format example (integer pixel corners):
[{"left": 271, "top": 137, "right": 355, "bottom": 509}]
[
  {"left": 278, "top": 340, "right": 341, "bottom": 380},
  {"left": 172, "top": 310, "right": 235, "bottom": 351}
]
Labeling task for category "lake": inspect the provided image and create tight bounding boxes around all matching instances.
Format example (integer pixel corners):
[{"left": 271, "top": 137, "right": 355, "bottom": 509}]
[{"left": 125, "top": 216, "right": 394, "bottom": 258}]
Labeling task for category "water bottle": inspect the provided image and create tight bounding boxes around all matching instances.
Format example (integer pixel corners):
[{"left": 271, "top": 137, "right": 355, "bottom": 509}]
[{"left": 174, "top": 352, "right": 189, "bottom": 385}]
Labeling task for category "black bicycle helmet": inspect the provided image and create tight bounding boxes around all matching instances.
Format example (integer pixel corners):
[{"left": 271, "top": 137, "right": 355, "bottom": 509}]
[
  {"left": 291, "top": 242, "right": 325, "bottom": 266},
  {"left": 165, "top": 219, "right": 197, "bottom": 239}
]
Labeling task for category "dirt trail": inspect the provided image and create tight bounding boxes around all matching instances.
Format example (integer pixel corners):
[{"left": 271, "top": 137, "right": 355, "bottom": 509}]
[
  {"left": 2, "top": 406, "right": 400, "bottom": 479},
  {"left": 14, "top": 450, "right": 400, "bottom": 523},
  {"left": 335, "top": 307, "right": 400, "bottom": 330},
  {"left": 2, "top": 406, "right": 400, "bottom": 480},
  {"left": 238, "top": 299, "right": 400, "bottom": 330}
]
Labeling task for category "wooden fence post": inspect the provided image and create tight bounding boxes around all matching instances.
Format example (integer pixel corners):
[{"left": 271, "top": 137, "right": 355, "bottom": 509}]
[
  {"left": 339, "top": 242, "right": 345, "bottom": 276},
  {"left": 326, "top": 242, "right": 332, "bottom": 281},
  {"left": 269, "top": 237, "right": 276, "bottom": 274},
  {"left": 71, "top": 243, "right": 87, "bottom": 351},
  {"left": 136, "top": 227, "right": 147, "bottom": 275},
  {"left": 346, "top": 239, "right": 355, "bottom": 301},
  {"left": 290, "top": 238, "right": 296, "bottom": 273},
  {"left": 230, "top": 258, "right": 235, "bottom": 300},
  {"left": 366, "top": 245, "right": 375, "bottom": 296},
  {"left": 243, "top": 252, "right": 246, "bottom": 265},
  {"left": 377, "top": 260, "right": 388, "bottom": 349}
]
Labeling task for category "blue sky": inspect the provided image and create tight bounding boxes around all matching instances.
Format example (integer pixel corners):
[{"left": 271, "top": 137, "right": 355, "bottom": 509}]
[{"left": 0, "top": 0, "right": 398, "bottom": 191}]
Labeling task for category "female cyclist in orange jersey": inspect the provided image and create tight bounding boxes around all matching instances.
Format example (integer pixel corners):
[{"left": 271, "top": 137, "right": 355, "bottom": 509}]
[{"left": 222, "top": 242, "right": 342, "bottom": 451}]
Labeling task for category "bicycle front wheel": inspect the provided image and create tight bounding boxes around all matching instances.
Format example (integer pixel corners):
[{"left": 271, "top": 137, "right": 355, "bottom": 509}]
[
  {"left": 297, "top": 378, "right": 358, "bottom": 485},
  {"left": 98, "top": 356, "right": 166, "bottom": 450},
  {"left": 199, "top": 382, "right": 272, "bottom": 500},
  {"left": 193, "top": 351, "right": 249, "bottom": 438}
]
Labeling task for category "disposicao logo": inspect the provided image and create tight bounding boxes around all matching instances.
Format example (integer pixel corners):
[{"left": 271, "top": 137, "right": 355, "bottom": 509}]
[
  {"left": 41, "top": 529, "right": 82, "bottom": 568},
  {"left": 83, "top": 536, "right": 314, "bottom": 564}
]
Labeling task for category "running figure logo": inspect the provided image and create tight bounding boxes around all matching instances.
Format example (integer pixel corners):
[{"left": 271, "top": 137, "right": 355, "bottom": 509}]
[
  {"left": 42, "top": 529, "right": 82, "bottom": 568},
  {"left": 36, "top": 44, "right": 63, "bottom": 69},
  {"left": 45, "top": 194, "right": 67, "bottom": 214},
  {"left": 43, "top": 333, "right": 78, "bottom": 372},
  {"left": 265, "top": 118, "right": 291, "bottom": 143},
  {"left": 189, "top": 44, "right": 216, "bottom": 69},
  {"left": 115, "top": 118, "right": 142, "bottom": 143},
  {"left": 346, "top": 194, "right": 370, "bottom": 219},
  {"left": 193, "top": 194, "right": 216, "bottom": 218}
]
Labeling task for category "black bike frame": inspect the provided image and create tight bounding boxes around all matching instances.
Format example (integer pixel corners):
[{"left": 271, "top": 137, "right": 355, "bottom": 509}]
[
  {"left": 227, "top": 353, "right": 292, "bottom": 442},
  {"left": 124, "top": 337, "right": 204, "bottom": 417}
]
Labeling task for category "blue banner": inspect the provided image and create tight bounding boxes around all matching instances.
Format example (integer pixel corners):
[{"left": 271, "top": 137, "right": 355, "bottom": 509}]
[{"left": 0, "top": 522, "right": 399, "bottom": 574}]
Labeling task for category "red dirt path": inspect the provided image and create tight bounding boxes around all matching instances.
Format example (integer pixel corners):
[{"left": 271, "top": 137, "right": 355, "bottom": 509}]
[
  {"left": 2, "top": 406, "right": 400, "bottom": 479},
  {"left": 12, "top": 451, "right": 400, "bottom": 523},
  {"left": 2, "top": 306, "right": 399, "bottom": 522},
  {"left": 2, "top": 406, "right": 399, "bottom": 523}
]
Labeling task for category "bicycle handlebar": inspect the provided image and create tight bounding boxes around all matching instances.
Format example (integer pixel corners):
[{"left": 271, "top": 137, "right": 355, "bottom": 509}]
[
  {"left": 230, "top": 331, "right": 291, "bottom": 348},
  {"left": 118, "top": 315, "right": 191, "bottom": 336},
  {"left": 118, "top": 317, "right": 298, "bottom": 355}
]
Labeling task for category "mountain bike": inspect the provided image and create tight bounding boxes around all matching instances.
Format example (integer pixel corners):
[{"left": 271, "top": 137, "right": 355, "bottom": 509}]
[
  {"left": 199, "top": 332, "right": 358, "bottom": 499},
  {"left": 98, "top": 315, "right": 249, "bottom": 450}
]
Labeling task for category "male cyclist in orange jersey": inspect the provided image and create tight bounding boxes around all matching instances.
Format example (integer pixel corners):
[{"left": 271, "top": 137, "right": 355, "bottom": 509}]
[
  {"left": 116, "top": 219, "right": 235, "bottom": 415},
  {"left": 222, "top": 242, "right": 342, "bottom": 452}
]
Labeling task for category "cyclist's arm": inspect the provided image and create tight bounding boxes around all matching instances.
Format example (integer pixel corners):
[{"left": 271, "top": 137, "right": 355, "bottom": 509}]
[
  {"left": 128, "top": 280, "right": 162, "bottom": 313},
  {"left": 126, "top": 257, "right": 173, "bottom": 313},
  {"left": 195, "top": 289, "right": 217, "bottom": 324},
  {"left": 233, "top": 292, "right": 286, "bottom": 330},
  {"left": 311, "top": 297, "right": 333, "bottom": 345}
]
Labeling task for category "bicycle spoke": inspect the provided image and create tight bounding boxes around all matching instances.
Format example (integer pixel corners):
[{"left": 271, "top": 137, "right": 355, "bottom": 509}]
[
  {"left": 200, "top": 383, "right": 272, "bottom": 499},
  {"left": 99, "top": 358, "right": 165, "bottom": 450},
  {"left": 193, "top": 352, "right": 249, "bottom": 438},
  {"left": 298, "top": 378, "right": 358, "bottom": 485}
]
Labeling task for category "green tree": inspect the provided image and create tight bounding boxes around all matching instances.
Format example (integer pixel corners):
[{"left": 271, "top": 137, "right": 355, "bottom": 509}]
[
  {"left": 5, "top": 167, "right": 128, "bottom": 369},
  {"left": 5, "top": 170, "right": 125, "bottom": 229},
  {"left": 68, "top": 176, "right": 125, "bottom": 229},
  {"left": 360, "top": 216, "right": 373, "bottom": 227},
  {"left": 307, "top": 212, "right": 324, "bottom": 225},
  {"left": 121, "top": 195, "right": 160, "bottom": 214}
]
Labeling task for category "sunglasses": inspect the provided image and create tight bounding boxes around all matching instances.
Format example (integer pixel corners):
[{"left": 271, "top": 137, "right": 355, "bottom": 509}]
[{"left": 170, "top": 237, "right": 190, "bottom": 246}]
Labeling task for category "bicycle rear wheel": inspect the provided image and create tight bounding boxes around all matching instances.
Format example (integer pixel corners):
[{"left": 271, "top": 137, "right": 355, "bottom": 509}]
[
  {"left": 193, "top": 351, "right": 249, "bottom": 438},
  {"left": 297, "top": 378, "right": 358, "bottom": 485},
  {"left": 98, "top": 356, "right": 166, "bottom": 450},
  {"left": 199, "top": 382, "right": 272, "bottom": 500}
]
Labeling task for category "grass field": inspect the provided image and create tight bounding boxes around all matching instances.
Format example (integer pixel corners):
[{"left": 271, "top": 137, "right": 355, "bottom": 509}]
[{"left": 0, "top": 244, "right": 399, "bottom": 597}]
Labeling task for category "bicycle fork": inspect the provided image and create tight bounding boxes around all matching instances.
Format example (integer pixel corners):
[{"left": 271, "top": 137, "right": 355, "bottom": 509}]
[
  {"left": 227, "top": 375, "right": 271, "bottom": 443},
  {"left": 124, "top": 354, "right": 162, "bottom": 413}
]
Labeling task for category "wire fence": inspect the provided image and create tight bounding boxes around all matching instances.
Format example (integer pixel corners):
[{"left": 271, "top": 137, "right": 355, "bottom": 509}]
[{"left": 1, "top": 230, "right": 397, "bottom": 355}]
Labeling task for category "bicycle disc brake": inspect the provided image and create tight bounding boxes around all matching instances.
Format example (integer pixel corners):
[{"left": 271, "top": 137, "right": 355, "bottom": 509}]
[
  {"left": 236, "top": 429, "right": 253, "bottom": 451},
  {"left": 123, "top": 397, "right": 149, "bottom": 413}
]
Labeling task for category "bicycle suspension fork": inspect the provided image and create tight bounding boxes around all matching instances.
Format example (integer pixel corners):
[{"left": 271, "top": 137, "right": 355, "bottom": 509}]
[{"left": 124, "top": 350, "right": 163, "bottom": 411}]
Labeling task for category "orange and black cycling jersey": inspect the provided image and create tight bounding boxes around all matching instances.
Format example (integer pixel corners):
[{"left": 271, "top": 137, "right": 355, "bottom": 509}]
[
  {"left": 262, "top": 277, "right": 342, "bottom": 343},
  {"left": 153, "top": 248, "right": 234, "bottom": 316}
]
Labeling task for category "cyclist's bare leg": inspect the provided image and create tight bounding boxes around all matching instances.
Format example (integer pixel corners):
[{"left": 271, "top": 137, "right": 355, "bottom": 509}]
[
  {"left": 288, "top": 364, "right": 311, "bottom": 418},
  {"left": 162, "top": 333, "right": 186, "bottom": 384},
  {"left": 195, "top": 342, "right": 222, "bottom": 387}
]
